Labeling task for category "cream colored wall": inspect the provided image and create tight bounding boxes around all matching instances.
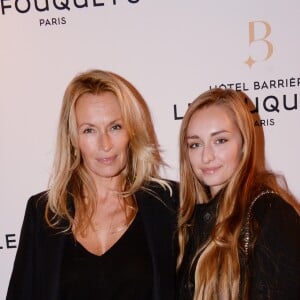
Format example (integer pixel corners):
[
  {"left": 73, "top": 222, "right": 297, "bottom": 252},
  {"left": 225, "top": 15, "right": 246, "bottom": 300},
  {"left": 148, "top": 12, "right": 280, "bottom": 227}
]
[{"left": 1, "top": 0, "right": 299, "bottom": 296}]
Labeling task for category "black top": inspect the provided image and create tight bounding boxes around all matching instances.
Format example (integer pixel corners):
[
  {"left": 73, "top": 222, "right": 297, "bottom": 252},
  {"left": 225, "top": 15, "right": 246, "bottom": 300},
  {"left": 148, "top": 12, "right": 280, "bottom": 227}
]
[
  {"left": 177, "top": 192, "right": 300, "bottom": 300},
  {"left": 176, "top": 193, "right": 219, "bottom": 300},
  {"left": 6, "top": 180, "right": 179, "bottom": 300},
  {"left": 60, "top": 212, "right": 153, "bottom": 300}
]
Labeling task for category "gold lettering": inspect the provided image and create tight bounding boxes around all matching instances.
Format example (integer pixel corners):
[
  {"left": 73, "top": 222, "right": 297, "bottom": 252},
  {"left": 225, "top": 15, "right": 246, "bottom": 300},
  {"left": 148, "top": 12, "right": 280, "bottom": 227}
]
[{"left": 245, "top": 20, "right": 273, "bottom": 68}]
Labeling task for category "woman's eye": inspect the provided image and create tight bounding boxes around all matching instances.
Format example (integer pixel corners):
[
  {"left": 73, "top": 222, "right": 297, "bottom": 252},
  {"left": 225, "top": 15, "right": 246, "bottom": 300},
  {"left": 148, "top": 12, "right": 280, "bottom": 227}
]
[
  {"left": 83, "top": 128, "right": 94, "bottom": 134},
  {"left": 111, "top": 124, "right": 122, "bottom": 131},
  {"left": 216, "top": 138, "right": 228, "bottom": 144},
  {"left": 188, "top": 143, "right": 201, "bottom": 149}
]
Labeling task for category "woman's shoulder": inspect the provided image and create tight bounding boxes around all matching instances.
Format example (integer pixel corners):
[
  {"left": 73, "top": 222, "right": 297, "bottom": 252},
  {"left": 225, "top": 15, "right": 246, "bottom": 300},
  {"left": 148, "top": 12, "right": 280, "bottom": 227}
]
[
  {"left": 24, "top": 190, "right": 49, "bottom": 219},
  {"left": 251, "top": 191, "right": 300, "bottom": 243},
  {"left": 27, "top": 190, "right": 48, "bottom": 207},
  {"left": 147, "top": 179, "right": 178, "bottom": 193},
  {"left": 252, "top": 191, "right": 299, "bottom": 222},
  {"left": 138, "top": 179, "right": 179, "bottom": 210}
]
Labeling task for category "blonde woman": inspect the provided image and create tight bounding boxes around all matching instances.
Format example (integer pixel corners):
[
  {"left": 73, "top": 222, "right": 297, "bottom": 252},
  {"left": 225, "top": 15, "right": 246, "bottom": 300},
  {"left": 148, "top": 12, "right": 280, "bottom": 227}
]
[
  {"left": 7, "top": 70, "right": 178, "bottom": 300},
  {"left": 177, "top": 88, "right": 300, "bottom": 299}
]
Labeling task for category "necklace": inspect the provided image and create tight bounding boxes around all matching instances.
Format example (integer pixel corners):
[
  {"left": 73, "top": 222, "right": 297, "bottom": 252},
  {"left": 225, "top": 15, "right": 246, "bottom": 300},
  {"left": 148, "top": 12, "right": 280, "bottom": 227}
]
[
  {"left": 93, "top": 208, "right": 137, "bottom": 234},
  {"left": 74, "top": 195, "right": 138, "bottom": 255},
  {"left": 91, "top": 195, "right": 137, "bottom": 235},
  {"left": 92, "top": 196, "right": 137, "bottom": 254}
]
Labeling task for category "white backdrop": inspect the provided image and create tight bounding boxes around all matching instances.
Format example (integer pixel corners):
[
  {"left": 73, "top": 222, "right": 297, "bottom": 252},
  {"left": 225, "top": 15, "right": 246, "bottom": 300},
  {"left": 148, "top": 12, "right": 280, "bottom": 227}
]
[{"left": 1, "top": 0, "right": 299, "bottom": 297}]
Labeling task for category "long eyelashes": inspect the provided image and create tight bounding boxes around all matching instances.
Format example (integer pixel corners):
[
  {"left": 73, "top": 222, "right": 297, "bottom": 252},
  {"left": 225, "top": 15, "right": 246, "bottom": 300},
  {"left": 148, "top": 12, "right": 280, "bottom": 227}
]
[{"left": 187, "top": 138, "right": 228, "bottom": 149}]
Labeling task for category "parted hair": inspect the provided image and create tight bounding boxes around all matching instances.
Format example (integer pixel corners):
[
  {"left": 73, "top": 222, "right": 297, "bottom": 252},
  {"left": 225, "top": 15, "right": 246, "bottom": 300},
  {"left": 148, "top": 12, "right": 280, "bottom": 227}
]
[
  {"left": 177, "top": 88, "right": 300, "bottom": 299},
  {"left": 46, "top": 69, "right": 168, "bottom": 233}
]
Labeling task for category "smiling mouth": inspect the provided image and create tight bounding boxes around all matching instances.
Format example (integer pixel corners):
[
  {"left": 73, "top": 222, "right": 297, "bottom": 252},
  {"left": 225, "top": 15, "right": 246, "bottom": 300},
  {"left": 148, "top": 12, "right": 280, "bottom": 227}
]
[
  {"left": 98, "top": 156, "right": 116, "bottom": 164},
  {"left": 201, "top": 167, "right": 220, "bottom": 174}
]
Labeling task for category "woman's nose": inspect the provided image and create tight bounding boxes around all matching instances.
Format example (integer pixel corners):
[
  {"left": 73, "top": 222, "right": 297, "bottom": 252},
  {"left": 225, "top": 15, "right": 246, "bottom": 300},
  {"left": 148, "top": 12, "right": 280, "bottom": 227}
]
[
  {"left": 202, "top": 144, "right": 214, "bottom": 163},
  {"left": 99, "top": 133, "right": 112, "bottom": 152}
]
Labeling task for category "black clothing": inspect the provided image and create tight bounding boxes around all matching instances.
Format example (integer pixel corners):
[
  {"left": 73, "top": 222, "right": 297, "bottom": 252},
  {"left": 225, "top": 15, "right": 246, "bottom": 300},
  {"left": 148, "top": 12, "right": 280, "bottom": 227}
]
[
  {"left": 7, "top": 181, "right": 179, "bottom": 300},
  {"left": 248, "top": 193, "right": 300, "bottom": 299},
  {"left": 177, "top": 192, "right": 220, "bottom": 300},
  {"left": 60, "top": 212, "right": 153, "bottom": 300},
  {"left": 177, "top": 192, "right": 300, "bottom": 300}
]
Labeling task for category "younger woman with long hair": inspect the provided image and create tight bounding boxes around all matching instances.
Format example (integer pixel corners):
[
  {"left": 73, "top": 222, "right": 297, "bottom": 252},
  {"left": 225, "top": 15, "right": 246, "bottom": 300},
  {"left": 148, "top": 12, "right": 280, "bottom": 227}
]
[{"left": 177, "top": 88, "right": 300, "bottom": 299}]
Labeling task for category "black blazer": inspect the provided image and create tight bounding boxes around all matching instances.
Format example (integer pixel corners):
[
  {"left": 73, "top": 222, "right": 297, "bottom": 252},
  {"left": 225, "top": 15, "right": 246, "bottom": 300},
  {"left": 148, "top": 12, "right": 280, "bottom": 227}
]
[{"left": 6, "top": 181, "right": 179, "bottom": 300}]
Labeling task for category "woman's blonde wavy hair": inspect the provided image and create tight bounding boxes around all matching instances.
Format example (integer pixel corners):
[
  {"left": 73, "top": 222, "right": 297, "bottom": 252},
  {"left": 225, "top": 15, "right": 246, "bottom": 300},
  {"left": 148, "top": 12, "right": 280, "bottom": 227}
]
[
  {"left": 177, "top": 88, "right": 299, "bottom": 299},
  {"left": 46, "top": 69, "right": 168, "bottom": 233}
]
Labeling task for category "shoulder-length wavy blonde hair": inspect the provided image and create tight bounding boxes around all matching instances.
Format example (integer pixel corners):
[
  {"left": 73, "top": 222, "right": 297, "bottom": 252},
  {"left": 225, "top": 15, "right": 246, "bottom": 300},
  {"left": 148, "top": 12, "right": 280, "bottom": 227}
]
[
  {"left": 177, "top": 88, "right": 299, "bottom": 300},
  {"left": 46, "top": 69, "right": 167, "bottom": 232}
]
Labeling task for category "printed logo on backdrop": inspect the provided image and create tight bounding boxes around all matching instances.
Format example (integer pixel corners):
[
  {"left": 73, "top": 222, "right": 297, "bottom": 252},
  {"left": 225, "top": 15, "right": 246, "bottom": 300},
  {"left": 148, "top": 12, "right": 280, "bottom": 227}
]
[
  {"left": 173, "top": 20, "right": 299, "bottom": 127},
  {"left": 245, "top": 20, "right": 273, "bottom": 69},
  {"left": 174, "top": 77, "right": 300, "bottom": 126},
  {"left": 1, "top": 0, "right": 140, "bottom": 27},
  {"left": 0, "top": 233, "right": 17, "bottom": 250}
]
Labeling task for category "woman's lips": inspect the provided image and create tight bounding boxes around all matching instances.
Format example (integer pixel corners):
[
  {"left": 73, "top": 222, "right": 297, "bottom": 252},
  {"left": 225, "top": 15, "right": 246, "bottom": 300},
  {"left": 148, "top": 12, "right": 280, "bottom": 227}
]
[
  {"left": 201, "top": 166, "right": 221, "bottom": 174},
  {"left": 97, "top": 155, "right": 116, "bottom": 165}
]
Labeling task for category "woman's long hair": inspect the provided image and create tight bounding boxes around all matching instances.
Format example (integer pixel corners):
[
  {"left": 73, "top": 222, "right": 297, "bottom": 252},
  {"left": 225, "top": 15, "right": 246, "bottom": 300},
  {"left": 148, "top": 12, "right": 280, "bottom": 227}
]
[
  {"left": 46, "top": 69, "right": 168, "bottom": 233},
  {"left": 177, "top": 88, "right": 299, "bottom": 299}
]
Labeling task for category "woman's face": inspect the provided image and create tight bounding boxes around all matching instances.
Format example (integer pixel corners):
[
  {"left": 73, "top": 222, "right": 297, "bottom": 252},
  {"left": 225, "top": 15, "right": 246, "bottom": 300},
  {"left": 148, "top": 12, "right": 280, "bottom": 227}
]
[
  {"left": 186, "top": 105, "right": 243, "bottom": 197},
  {"left": 75, "top": 91, "right": 129, "bottom": 186}
]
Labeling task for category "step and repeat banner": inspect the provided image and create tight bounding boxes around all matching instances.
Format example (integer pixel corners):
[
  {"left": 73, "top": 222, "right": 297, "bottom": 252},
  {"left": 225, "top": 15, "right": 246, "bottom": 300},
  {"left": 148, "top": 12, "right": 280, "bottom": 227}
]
[{"left": 1, "top": 0, "right": 299, "bottom": 296}]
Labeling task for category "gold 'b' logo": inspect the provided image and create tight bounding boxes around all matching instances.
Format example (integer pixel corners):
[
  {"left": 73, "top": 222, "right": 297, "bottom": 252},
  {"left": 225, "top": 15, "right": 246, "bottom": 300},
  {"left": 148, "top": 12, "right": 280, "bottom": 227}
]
[{"left": 245, "top": 21, "right": 273, "bottom": 68}]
